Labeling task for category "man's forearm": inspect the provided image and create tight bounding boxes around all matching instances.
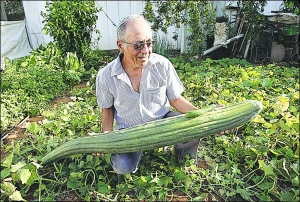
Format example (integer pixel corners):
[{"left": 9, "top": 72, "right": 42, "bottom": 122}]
[
  {"left": 101, "top": 107, "right": 114, "bottom": 133},
  {"left": 170, "top": 96, "right": 198, "bottom": 113}
]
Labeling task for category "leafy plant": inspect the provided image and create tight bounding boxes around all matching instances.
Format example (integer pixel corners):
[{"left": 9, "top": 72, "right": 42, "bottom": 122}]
[
  {"left": 1, "top": 0, "right": 25, "bottom": 21},
  {"left": 281, "top": 0, "right": 300, "bottom": 15},
  {"left": 153, "top": 35, "right": 174, "bottom": 57},
  {"left": 81, "top": 49, "right": 113, "bottom": 71},
  {"left": 143, "top": 0, "right": 216, "bottom": 55},
  {"left": 0, "top": 43, "right": 85, "bottom": 131},
  {"left": 41, "top": 1, "right": 101, "bottom": 59},
  {"left": 235, "top": 0, "right": 267, "bottom": 45}
]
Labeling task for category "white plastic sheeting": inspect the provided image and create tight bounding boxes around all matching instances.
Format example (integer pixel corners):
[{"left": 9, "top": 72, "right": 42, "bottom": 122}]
[
  {"left": 1, "top": 20, "right": 32, "bottom": 60},
  {"left": 22, "top": 1, "right": 52, "bottom": 50}
]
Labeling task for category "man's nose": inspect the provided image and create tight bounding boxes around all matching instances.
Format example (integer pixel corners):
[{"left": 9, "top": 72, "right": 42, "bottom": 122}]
[{"left": 140, "top": 44, "right": 150, "bottom": 53}]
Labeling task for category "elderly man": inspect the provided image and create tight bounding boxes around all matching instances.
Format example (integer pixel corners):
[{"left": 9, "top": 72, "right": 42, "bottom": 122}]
[{"left": 95, "top": 14, "right": 200, "bottom": 174}]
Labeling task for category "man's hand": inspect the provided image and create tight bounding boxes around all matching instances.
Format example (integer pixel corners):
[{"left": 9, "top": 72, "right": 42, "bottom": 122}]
[{"left": 88, "top": 132, "right": 105, "bottom": 156}]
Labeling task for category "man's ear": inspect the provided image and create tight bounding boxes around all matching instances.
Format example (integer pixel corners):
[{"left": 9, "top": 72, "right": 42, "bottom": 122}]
[{"left": 117, "top": 40, "right": 124, "bottom": 53}]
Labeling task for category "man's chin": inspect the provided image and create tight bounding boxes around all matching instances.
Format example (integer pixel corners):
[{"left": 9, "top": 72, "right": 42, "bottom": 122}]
[{"left": 139, "top": 59, "right": 149, "bottom": 66}]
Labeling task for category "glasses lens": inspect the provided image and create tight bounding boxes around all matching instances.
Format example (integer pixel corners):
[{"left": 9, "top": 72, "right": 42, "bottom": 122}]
[
  {"left": 134, "top": 41, "right": 154, "bottom": 50},
  {"left": 135, "top": 43, "right": 145, "bottom": 50}
]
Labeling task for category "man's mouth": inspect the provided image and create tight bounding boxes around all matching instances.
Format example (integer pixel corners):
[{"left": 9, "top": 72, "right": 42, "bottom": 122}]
[{"left": 138, "top": 56, "right": 148, "bottom": 61}]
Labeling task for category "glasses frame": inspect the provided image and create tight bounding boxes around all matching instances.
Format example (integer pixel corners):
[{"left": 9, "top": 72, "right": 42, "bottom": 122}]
[{"left": 121, "top": 40, "right": 155, "bottom": 50}]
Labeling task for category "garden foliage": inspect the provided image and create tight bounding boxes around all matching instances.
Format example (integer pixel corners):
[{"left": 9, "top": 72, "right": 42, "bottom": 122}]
[
  {"left": 0, "top": 49, "right": 299, "bottom": 201},
  {"left": 143, "top": 0, "right": 216, "bottom": 55},
  {"left": 41, "top": 1, "right": 101, "bottom": 59},
  {"left": 1, "top": 42, "right": 85, "bottom": 131}
]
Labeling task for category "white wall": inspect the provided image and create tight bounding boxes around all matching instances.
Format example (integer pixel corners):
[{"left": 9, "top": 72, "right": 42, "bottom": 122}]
[
  {"left": 21, "top": 1, "right": 284, "bottom": 52},
  {"left": 22, "top": 1, "right": 181, "bottom": 51},
  {"left": 95, "top": 1, "right": 145, "bottom": 50},
  {"left": 263, "top": 1, "right": 284, "bottom": 14}
]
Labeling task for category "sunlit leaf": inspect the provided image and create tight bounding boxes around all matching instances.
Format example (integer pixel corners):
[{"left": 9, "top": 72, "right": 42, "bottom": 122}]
[
  {"left": 1, "top": 153, "right": 14, "bottom": 168},
  {"left": 1, "top": 181, "right": 15, "bottom": 195},
  {"left": 252, "top": 115, "right": 266, "bottom": 123},
  {"left": 19, "top": 169, "right": 31, "bottom": 184},
  {"left": 273, "top": 95, "right": 289, "bottom": 115},
  {"left": 11, "top": 162, "right": 26, "bottom": 173},
  {"left": 258, "top": 160, "right": 275, "bottom": 176},
  {"left": 9, "top": 191, "right": 26, "bottom": 201}
]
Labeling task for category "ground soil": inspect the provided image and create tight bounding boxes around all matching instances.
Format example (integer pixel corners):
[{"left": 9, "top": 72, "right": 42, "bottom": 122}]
[{"left": 0, "top": 82, "right": 86, "bottom": 159}]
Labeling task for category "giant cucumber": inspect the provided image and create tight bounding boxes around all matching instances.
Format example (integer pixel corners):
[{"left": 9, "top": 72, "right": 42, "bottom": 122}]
[{"left": 42, "top": 100, "right": 263, "bottom": 164}]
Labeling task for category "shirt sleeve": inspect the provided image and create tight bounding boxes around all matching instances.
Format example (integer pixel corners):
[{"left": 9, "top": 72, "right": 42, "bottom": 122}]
[
  {"left": 166, "top": 60, "right": 185, "bottom": 100},
  {"left": 96, "top": 68, "right": 114, "bottom": 108}
]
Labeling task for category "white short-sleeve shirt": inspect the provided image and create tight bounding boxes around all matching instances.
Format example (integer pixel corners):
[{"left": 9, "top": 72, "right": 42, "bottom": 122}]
[{"left": 96, "top": 53, "right": 185, "bottom": 129}]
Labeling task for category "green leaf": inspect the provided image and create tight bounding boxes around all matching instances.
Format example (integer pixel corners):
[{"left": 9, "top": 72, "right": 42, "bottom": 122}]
[
  {"left": 273, "top": 95, "right": 289, "bottom": 115},
  {"left": 259, "top": 193, "right": 272, "bottom": 201},
  {"left": 11, "top": 162, "right": 26, "bottom": 173},
  {"left": 1, "top": 153, "right": 14, "bottom": 168},
  {"left": 67, "top": 178, "right": 82, "bottom": 189},
  {"left": 258, "top": 160, "right": 275, "bottom": 176},
  {"left": 26, "top": 166, "right": 37, "bottom": 186},
  {"left": 193, "top": 193, "right": 208, "bottom": 201},
  {"left": 158, "top": 176, "right": 173, "bottom": 187},
  {"left": 174, "top": 168, "right": 186, "bottom": 182},
  {"left": 291, "top": 176, "right": 299, "bottom": 187},
  {"left": 9, "top": 190, "right": 26, "bottom": 201},
  {"left": 97, "top": 181, "right": 110, "bottom": 194},
  {"left": 262, "top": 78, "right": 273, "bottom": 88},
  {"left": 1, "top": 168, "right": 11, "bottom": 179},
  {"left": 280, "top": 191, "right": 294, "bottom": 201},
  {"left": 19, "top": 169, "right": 31, "bottom": 184},
  {"left": 237, "top": 187, "right": 251, "bottom": 200},
  {"left": 257, "top": 178, "right": 273, "bottom": 190},
  {"left": 290, "top": 163, "right": 299, "bottom": 175},
  {"left": 1, "top": 181, "right": 15, "bottom": 195}
]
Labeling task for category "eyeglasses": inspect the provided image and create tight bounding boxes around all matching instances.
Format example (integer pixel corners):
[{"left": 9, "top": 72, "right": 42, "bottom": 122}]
[{"left": 121, "top": 40, "right": 155, "bottom": 50}]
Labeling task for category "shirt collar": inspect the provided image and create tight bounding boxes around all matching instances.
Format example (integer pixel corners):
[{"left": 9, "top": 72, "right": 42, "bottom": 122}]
[{"left": 110, "top": 53, "right": 125, "bottom": 77}]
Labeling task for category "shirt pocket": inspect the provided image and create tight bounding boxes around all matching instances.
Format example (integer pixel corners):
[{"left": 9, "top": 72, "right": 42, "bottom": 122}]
[
  {"left": 146, "top": 84, "right": 167, "bottom": 105},
  {"left": 147, "top": 86, "right": 162, "bottom": 93},
  {"left": 146, "top": 78, "right": 167, "bottom": 93}
]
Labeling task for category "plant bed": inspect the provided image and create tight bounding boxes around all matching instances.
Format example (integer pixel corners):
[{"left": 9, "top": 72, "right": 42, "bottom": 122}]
[{"left": 1, "top": 56, "right": 299, "bottom": 201}]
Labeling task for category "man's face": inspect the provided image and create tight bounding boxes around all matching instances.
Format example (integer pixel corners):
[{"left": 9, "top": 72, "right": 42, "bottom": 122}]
[{"left": 118, "top": 19, "right": 153, "bottom": 69}]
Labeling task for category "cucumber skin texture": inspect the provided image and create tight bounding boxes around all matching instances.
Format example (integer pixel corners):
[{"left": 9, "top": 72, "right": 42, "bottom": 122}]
[
  {"left": 42, "top": 100, "right": 263, "bottom": 164},
  {"left": 185, "top": 104, "right": 216, "bottom": 118}
]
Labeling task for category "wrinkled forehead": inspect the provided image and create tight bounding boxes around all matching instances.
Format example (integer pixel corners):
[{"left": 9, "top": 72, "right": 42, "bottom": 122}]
[{"left": 125, "top": 19, "right": 153, "bottom": 41}]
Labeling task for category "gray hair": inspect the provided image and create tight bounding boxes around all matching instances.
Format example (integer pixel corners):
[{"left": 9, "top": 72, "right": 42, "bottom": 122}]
[{"left": 117, "top": 14, "right": 150, "bottom": 41}]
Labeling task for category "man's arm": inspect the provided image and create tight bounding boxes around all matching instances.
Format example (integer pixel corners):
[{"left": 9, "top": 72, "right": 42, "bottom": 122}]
[
  {"left": 169, "top": 95, "right": 198, "bottom": 113},
  {"left": 101, "top": 106, "right": 114, "bottom": 133},
  {"left": 171, "top": 96, "right": 234, "bottom": 135}
]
